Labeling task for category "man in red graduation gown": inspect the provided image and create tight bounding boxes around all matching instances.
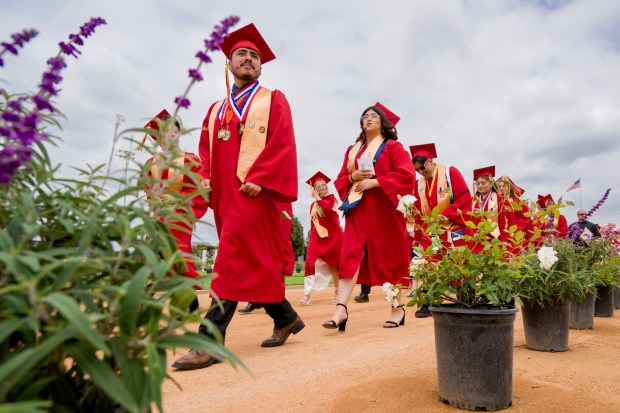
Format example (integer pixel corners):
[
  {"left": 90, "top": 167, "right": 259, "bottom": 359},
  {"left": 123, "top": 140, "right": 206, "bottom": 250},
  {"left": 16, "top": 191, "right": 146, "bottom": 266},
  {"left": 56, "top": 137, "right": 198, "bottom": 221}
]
[
  {"left": 173, "top": 23, "right": 304, "bottom": 370},
  {"left": 410, "top": 143, "right": 472, "bottom": 317}
]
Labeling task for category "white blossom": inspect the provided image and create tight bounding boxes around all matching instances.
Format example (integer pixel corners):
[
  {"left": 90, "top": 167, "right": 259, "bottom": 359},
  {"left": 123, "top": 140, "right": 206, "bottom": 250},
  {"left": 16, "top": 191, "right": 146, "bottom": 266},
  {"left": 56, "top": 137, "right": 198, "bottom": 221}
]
[
  {"left": 537, "top": 246, "right": 559, "bottom": 271},
  {"left": 397, "top": 194, "right": 417, "bottom": 213},
  {"left": 382, "top": 282, "right": 401, "bottom": 307}
]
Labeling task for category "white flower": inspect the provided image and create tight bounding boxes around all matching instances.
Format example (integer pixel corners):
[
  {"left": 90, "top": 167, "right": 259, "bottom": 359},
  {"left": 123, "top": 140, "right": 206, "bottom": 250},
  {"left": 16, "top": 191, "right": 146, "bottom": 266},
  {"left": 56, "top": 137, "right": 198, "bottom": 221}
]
[
  {"left": 537, "top": 246, "right": 559, "bottom": 271},
  {"left": 397, "top": 194, "right": 417, "bottom": 214},
  {"left": 409, "top": 257, "right": 426, "bottom": 272},
  {"left": 382, "top": 282, "right": 401, "bottom": 307}
]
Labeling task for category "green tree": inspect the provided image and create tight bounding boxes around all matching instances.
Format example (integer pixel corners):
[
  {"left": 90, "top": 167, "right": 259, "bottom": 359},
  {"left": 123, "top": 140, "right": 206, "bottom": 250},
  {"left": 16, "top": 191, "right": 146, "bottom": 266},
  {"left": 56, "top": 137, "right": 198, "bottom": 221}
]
[{"left": 291, "top": 216, "right": 306, "bottom": 259}]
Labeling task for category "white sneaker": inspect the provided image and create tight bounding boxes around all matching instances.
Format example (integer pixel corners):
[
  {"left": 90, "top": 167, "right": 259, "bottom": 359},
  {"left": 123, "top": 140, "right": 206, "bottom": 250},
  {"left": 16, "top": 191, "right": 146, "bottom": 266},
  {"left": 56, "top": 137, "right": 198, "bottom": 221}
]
[{"left": 299, "top": 295, "right": 311, "bottom": 306}]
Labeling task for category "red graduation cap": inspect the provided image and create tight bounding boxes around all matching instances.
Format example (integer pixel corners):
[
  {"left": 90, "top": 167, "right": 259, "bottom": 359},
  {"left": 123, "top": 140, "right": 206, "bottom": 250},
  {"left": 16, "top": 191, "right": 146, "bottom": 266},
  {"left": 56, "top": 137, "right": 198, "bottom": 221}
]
[
  {"left": 409, "top": 143, "right": 437, "bottom": 159},
  {"left": 473, "top": 165, "right": 496, "bottom": 181},
  {"left": 498, "top": 175, "right": 525, "bottom": 198},
  {"left": 537, "top": 194, "right": 554, "bottom": 209},
  {"left": 220, "top": 23, "right": 276, "bottom": 64},
  {"left": 375, "top": 101, "right": 400, "bottom": 127},
  {"left": 140, "top": 109, "right": 172, "bottom": 147},
  {"left": 306, "top": 171, "right": 331, "bottom": 186}
]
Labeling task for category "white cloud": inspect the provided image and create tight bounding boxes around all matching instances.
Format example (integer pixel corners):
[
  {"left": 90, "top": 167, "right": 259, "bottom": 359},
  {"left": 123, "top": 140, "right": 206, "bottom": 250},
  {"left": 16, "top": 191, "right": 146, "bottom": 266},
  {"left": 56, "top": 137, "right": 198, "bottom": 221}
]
[{"left": 2, "top": 0, "right": 620, "bottom": 243}]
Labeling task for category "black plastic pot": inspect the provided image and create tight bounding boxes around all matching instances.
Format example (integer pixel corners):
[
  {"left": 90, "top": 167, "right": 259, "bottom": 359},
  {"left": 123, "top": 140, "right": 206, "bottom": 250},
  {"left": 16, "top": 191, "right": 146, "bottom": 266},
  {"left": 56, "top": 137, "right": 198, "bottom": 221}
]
[
  {"left": 569, "top": 293, "right": 595, "bottom": 330},
  {"left": 615, "top": 288, "right": 620, "bottom": 310},
  {"left": 430, "top": 305, "right": 518, "bottom": 412},
  {"left": 520, "top": 299, "right": 569, "bottom": 352},
  {"left": 594, "top": 285, "right": 614, "bottom": 317}
]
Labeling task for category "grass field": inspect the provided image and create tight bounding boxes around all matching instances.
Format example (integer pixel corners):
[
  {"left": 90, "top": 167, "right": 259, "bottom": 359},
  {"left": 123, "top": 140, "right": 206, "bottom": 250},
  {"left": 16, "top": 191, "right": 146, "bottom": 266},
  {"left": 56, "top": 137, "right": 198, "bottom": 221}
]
[{"left": 198, "top": 272, "right": 307, "bottom": 287}]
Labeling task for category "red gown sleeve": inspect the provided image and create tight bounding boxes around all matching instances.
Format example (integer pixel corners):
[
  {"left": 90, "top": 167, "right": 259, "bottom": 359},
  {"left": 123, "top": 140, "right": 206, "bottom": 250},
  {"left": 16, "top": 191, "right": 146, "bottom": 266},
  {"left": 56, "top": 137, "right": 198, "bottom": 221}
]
[
  {"left": 375, "top": 141, "right": 416, "bottom": 208},
  {"left": 198, "top": 103, "right": 217, "bottom": 180},
  {"left": 557, "top": 215, "right": 568, "bottom": 238},
  {"left": 317, "top": 194, "right": 336, "bottom": 210},
  {"left": 244, "top": 90, "right": 298, "bottom": 203},
  {"left": 334, "top": 146, "right": 353, "bottom": 202},
  {"left": 443, "top": 166, "right": 472, "bottom": 226}
]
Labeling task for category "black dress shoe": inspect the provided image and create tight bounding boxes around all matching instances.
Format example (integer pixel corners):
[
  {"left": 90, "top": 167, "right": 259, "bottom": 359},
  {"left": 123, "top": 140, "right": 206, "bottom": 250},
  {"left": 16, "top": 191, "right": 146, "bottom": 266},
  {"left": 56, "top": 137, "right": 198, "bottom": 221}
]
[
  {"left": 415, "top": 304, "right": 431, "bottom": 318},
  {"left": 354, "top": 293, "right": 369, "bottom": 303},
  {"left": 238, "top": 302, "right": 264, "bottom": 313}
]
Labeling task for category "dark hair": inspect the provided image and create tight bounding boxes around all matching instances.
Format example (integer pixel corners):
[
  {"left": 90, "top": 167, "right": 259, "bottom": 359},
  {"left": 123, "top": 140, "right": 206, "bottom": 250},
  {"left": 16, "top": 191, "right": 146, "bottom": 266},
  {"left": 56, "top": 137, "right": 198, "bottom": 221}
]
[
  {"left": 356, "top": 106, "right": 398, "bottom": 143},
  {"left": 412, "top": 155, "right": 428, "bottom": 165},
  {"left": 161, "top": 114, "right": 181, "bottom": 130}
]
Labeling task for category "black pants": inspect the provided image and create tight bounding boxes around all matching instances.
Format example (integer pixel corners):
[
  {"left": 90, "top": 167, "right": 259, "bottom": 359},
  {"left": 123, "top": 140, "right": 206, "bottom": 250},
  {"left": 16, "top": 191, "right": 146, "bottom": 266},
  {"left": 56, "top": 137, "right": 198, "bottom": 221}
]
[
  {"left": 361, "top": 284, "right": 371, "bottom": 294},
  {"left": 198, "top": 298, "right": 298, "bottom": 342}
]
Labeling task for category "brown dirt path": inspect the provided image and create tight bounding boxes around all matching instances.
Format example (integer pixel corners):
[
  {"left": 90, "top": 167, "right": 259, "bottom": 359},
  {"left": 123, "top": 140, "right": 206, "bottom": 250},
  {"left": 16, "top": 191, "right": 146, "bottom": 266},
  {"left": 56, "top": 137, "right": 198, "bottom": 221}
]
[{"left": 163, "top": 287, "right": 620, "bottom": 412}]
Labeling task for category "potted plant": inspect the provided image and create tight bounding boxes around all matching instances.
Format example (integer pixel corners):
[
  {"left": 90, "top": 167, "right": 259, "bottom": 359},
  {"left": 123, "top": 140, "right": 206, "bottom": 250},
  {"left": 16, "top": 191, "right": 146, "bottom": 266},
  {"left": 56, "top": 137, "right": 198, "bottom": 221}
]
[
  {"left": 590, "top": 238, "right": 620, "bottom": 317},
  {"left": 409, "top": 210, "right": 520, "bottom": 412},
  {"left": 514, "top": 238, "right": 595, "bottom": 351}
]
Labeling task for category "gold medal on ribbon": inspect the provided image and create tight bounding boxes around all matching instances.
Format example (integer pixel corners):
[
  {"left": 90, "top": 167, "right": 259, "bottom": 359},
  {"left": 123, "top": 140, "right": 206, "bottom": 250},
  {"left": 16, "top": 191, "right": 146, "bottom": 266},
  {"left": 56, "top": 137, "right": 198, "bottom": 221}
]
[{"left": 218, "top": 129, "right": 231, "bottom": 141}]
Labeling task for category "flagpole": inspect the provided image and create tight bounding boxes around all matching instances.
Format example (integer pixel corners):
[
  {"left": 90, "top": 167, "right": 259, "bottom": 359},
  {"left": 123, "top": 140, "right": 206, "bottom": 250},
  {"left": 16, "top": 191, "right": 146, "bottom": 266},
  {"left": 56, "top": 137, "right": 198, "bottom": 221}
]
[{"left": 579, "top": 185, "right": 582, "bottom": 210}]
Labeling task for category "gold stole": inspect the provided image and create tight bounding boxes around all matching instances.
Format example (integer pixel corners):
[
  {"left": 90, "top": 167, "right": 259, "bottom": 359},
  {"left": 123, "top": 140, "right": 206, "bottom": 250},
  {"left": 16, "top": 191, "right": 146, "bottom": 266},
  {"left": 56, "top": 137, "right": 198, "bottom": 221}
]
[
  {"left": 344, "top": 136, "right": 385, "bottom": 205},
  {"left": 310, "top": 199, "right": 340, "bottom": 238},
  {"left": 418, "top": 164, "right": 451, "bottom": 218},
  {"left": 473, "top": 192, "right": 500, "bottom": 238},
  {"left": 149, "top": 156, "right": 187, "bottom": 193},
  {"left": 207, "top": 87, "right": 272, "bottom": 182}
]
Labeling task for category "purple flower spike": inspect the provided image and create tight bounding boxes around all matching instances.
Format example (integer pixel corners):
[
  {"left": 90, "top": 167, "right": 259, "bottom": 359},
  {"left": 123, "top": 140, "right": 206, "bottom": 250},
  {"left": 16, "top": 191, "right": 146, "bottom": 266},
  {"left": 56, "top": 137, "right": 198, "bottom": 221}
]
[
  {"left": 175, "top": 96, "right": 191, "bottom": 108},
  {"left": 1, "top": 18, "right": 105, "bottom": 184},
  {"left": 585, "top": 188, "right": 611, "bottom": 219},
  {"left": 188, "top": 69, "right": 203, "bottom": 82}
]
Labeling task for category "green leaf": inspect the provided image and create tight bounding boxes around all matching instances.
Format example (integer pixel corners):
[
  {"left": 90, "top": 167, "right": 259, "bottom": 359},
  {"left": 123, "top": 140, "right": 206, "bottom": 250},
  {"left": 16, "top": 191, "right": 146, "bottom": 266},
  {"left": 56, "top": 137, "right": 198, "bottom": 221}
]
[
  {"left": 0, "top": 327, "right": 74, "bottom": 385},
  {"left": 0, "top": 318, "right": 29, "bottom": 344},
  {"left": 42, "top": 292, "right": 110, "bottom": 355},
  {"left": 65, "top": 342, "right": 141, "bottom": 413},
  {"left": 119, "top": 266, "right": 150, "bottom": 335},
  {"left": 146, "top": 343, "right": 165, "bottom": 412},
  {"left": 0, "top": 400, "right": 52, "bottom": 413}
]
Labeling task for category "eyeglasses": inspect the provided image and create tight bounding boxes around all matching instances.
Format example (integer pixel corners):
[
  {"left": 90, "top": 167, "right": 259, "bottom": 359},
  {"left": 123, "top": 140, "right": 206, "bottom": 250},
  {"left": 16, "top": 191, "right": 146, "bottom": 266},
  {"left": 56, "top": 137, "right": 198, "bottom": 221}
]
[
  {"left": 360, "top": 114, "right": 380, "bottom": 121},
  {"left": 415, "top": 160, "right": 428, "bottom": 173},
  {"left": 578, "top": 213, "right": 586, "bottom": 216}
]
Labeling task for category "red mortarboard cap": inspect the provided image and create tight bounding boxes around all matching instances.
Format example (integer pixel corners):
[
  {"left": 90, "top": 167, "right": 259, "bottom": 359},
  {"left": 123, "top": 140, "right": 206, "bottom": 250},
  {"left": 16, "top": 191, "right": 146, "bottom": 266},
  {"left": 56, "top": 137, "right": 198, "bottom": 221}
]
[
  {"left": 219, "top": 23, "right": 275, "bottom": 64},
  {"left": 306, "top": 171, "right": 331, "bottom": 186},
  {"left": 537, "top": 194, "right": 554, "bottom": 208},
  {"left": 374, "top": 102, "right": 400, "bottom": 127},
  {"left": 409, "top": 143, "right": 437, "bottom": 159},
  {"left": 140, "top": 109, "right": 171, "bottom": 147},
  {"left": 498, "top": 175, "right": 525, "bottom": 198},
  {"left": 473, "top": 165, "right": 496, "bottom": 181}
]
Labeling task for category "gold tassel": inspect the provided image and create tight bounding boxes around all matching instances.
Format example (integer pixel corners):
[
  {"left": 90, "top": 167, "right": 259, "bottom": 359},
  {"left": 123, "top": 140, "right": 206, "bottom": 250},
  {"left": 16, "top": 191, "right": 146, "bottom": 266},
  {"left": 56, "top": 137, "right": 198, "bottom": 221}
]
[{"left": 225, "top": 60, "right": 231, "bottom": 97}]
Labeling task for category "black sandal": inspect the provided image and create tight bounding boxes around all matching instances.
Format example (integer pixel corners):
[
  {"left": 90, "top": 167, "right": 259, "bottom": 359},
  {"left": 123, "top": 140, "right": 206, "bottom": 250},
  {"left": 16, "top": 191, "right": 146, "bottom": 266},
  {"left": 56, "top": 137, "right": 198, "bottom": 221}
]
[
  {"left": 384, "top": 305, "right": 405, "bottom": 328},
  {"left": 322, "top": 303, "right": 348, "bottom": 332}
]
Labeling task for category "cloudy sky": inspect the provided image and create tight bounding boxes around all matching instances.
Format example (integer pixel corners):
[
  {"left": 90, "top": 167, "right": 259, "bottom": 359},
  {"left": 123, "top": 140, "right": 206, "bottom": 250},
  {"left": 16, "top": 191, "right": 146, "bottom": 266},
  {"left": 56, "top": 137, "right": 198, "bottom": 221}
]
[{"left": 2, "top": 0, "right": 620, "bottom": 245}]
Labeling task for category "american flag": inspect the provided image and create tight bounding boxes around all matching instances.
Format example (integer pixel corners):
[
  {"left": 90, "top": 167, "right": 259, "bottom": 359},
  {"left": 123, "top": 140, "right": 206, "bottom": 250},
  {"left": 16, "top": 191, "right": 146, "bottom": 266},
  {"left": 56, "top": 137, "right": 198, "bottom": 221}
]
[{"left": 566, "top": 178, "right": 581, "bottom": 192}]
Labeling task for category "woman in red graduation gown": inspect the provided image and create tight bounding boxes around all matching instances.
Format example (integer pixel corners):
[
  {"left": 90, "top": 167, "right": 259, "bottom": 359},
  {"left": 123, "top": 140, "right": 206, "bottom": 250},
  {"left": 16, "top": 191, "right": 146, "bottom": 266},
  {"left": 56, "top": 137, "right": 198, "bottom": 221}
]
[
  {"left": 323, "top": 102, "right": 415, "bottom": 331},
  {"left": 300, "top": 172, "right": 342, "bottom": 305},
  {"left": 470, "top": 166, "right": 510, "bottom": 249},
  {"left": 497, "top": 174, "right": 533, "bottom": 250}
]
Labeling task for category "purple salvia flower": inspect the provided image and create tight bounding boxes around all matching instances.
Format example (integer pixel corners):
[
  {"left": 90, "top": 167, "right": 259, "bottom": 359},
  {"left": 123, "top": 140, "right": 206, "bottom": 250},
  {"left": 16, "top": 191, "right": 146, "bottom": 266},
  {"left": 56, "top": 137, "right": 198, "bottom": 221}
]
[
  {"left": 188, "top": 69, "right": 203, "bottom": 82},
  {"left": 174, "top": 96, "right": 191, "bottom": 108},
  {"left": 173, "top": 15, "right": 239, "bottom": 113},
  {"left": 46, "top": 56, "right": 67, "bottom": 71},
  {"left": 0, "top": 18, "right": 105, "bottom": 184},
  {"left": 585, "top": 188, "right": 611, "bottom": 219},
  {"left": 69, "top": 33, "right": 84, "bottom": 46},
  {"left": 0, "top": 28, "right": 38, "bottom": 67},
  {"left": 33, "top": 95, "right": 55, "bottom": 112},
  {"left": 59, "top": 41, "right": 81, "bottom": 58},
  {"left": 195, "top": 51, "right": 212, "bottom": 63},
  {"left": 1, "top": 42, "right": 18, "bottom": 55}
]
